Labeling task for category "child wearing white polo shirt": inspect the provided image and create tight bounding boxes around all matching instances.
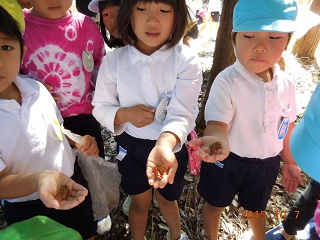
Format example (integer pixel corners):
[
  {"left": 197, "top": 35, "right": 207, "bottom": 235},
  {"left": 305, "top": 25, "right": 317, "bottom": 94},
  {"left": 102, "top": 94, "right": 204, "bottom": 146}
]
[
  {"left": 92, "top": 1, "right": 202, "bottom": 239},
  {"left": 189, "top": 0, "right": 303, "bottom": 239},
  {"left": 0, "top": 2, "right": 99, "bottom": 239}
]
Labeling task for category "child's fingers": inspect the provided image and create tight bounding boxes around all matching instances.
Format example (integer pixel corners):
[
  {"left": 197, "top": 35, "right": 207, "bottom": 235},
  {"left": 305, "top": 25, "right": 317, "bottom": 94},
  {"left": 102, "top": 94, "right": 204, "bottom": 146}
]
[
  {"left": 70, "top": 184, "right": 88, "bottom": 197},
  {"left": 282, "top": 178, "right": 298, "bottom": 194},
  {"left": 291, "top": 181, "right": 299, "bottom": 193},
  {"left": 82, "top": 144, "right": 99, "bottom": 157},
  {"left": 42, "top": 82, "right": 53, "bottom": 91},
  {"left": 40, "top": 193, "right": 59, "bottom": 209},
  {"left": 195, "top": 149, "right": 218, "bottom": 162},
  {"left": 58, "top": 197, "right": 86, "bottom": 210},
  {"left": 297, "top": 176, "right": 304, "bottom": 187},
  {"left": 287, "top": 180, "right": 298, "bottom": 194},
  {"left": 158, "top": 174, "right": 169, "bottom": 188},
  {"left": 188, "top": 138, "right": 204, "bottom": 147},
  {"left": 138, "top": 104, "right": 156, "bottom": 113},
  {"left": 79, "top": 135, "right": 99, "bottom": 156},
  {"left": 81, "top": 147, "right": 97, "bottom": 157},
  {"left": 52, "top": 96, "right": 61, "bottom": 102},
  {"left": 167, "top": 165, "right": 177, "bottom": 185},
  {"left": 285, "top": 180, "right": 294, "bottom": 193},
  {"left": 146, "top": 164, "right": 156, "bottom": 186}
]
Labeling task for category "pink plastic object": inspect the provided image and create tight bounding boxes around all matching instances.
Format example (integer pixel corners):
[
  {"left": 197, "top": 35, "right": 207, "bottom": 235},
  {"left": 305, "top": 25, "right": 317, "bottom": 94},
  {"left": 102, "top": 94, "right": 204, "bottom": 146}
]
[
  {"left": 186, "top": 130, "right": 202, "bottom": 175},
  {"left": 315, "top": 200, "right": 320, "bottom": 237}
]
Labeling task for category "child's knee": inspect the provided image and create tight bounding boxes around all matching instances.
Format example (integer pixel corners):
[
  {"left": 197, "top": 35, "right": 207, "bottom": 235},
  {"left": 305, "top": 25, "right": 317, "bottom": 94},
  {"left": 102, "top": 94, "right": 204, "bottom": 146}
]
[{"left": 157, "top": 196, "right": 176, "bottom": 209}]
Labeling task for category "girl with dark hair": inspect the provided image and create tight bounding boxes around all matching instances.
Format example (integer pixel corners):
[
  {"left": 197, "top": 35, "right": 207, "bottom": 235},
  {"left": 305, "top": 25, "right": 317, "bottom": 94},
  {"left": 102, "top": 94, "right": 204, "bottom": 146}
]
[
  {"left": 89, "top": 0, "right": 125, "bottom": 49},
  {"left": 92, "top": 0, "right": 202, "bottom": 239},
  {"left": 76, "top": 0, "right": 96, "bottom": 18}
]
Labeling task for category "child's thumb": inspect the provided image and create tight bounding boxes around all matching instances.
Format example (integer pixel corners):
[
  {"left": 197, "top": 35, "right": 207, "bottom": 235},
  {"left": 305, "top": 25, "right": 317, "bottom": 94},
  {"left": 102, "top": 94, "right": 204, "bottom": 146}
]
[{"left": 188, "top": 138, "right": 201, "bottom": 147}]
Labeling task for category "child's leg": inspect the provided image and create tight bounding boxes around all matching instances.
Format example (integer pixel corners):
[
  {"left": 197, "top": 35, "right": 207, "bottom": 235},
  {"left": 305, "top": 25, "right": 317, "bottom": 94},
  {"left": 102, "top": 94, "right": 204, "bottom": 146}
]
[
  {"left": 155, "top": 190, "right": 181, "bottom": 240},
  {"left": 248, "top": 212, "right": 266, "bottom": 240},
  {"left": 129, "top": 189, "right": 152, "bottom": 240},
  {"left": 155, "top": 145, "right": 188, "bottom": 239},
  {"left": 237, "top": 155, "right": 280, "bottom": 240},
  {"left": 198, "top": 21, "right": 208, "bottom": 37},
  {"left": 202, "top": 202, "right": 224, "bottom": 240},
  {"left": 282, "top": 179, "right": 320, "bottom": 235}
]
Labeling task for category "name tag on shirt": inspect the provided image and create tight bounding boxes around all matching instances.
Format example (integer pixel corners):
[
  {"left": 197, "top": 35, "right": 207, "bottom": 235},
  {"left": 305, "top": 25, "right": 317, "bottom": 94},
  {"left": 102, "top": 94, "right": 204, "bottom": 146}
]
[{"left": 278, "top": 117, "right": 289, "bottom": 139}]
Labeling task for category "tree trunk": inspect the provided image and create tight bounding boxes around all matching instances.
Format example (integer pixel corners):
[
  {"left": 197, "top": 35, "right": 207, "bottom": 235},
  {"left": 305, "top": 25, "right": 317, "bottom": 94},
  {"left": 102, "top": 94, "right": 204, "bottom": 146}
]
[
  {"left": 292, "top": 0, "right": 320, "bottom": 58},
  {"left": 197, "top": 0, "right": 237, "bottom": 131}
]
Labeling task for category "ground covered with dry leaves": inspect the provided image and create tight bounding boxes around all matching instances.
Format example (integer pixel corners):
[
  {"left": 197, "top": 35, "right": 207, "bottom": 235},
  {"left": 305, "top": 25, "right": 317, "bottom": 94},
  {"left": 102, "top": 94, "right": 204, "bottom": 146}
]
[{"left": 0, "top": 49, "right": 319, "bottom": 240}]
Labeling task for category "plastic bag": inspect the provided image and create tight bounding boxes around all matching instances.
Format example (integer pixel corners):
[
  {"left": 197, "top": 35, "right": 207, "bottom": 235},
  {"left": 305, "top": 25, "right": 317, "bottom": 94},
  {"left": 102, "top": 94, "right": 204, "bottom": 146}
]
[
  {"left": 61, "top": 126, "right": 121, "bottom": 220},
  {"left": 186, "top": 129, "right": 202, "bottom": 175},
  {"left": 76, "top": 149, "right": 121, "bottom": 220}
]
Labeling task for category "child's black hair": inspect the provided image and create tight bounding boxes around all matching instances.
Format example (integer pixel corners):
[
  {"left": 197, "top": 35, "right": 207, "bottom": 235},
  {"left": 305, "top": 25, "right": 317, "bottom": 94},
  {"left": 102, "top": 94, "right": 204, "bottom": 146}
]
[
  {"left": 0, "top": 6, "right": 24, "bottom": 60},
  {"left": 117, "top": 0, "right": 189, "bottom": 49},
  {"left": 99, "top": 0, "right": 125, "bottom": 48}
]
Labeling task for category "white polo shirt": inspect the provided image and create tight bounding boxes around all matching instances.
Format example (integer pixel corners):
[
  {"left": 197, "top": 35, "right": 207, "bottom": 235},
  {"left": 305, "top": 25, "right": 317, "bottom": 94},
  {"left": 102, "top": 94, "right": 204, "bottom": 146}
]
[
  {"left": 208, "top": 0, "right": 221, "bottom": 13},
  {"left": 0, "top": 76, "right": 75, "bottom": 202},
  {"left": 93, "top": 44, "right": 202, "bottom": 149},
  {"left": 205, "top": 60, "right": 297, "bottom": 159}
]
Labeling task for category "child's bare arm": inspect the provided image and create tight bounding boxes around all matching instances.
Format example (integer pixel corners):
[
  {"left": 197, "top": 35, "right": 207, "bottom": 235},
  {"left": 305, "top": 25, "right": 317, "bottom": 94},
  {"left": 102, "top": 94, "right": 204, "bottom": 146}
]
[
  {"left": 41, "top": 82, "right": 61, "bottom": 102},
  {"left": 281, "top": 122, "right": 303, "bottom": 193},
  {"left": 114, "top": 104, "right": 155, "bottom": 128},
  {"left": 188, "top": 121, "right": 230, "bottom": 163},
  {"left": 0, "top": 168, "right": 39, "bottom": 199},
  {"left": 0, "top": 169, "right": 88, "bottom": 210}
]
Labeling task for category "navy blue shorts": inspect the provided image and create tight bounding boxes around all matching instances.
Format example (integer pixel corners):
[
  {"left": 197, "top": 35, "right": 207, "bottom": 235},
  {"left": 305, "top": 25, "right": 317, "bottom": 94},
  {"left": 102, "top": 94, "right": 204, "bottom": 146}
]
[
  {"left": 116, "top": 132, "right": 188, "bottom": 201},
  {"left": 198, "top": 152, "right": 280, "bottom": 211},
  {"left": 1, "top": 161, "right": 97, "bottom": 239}
]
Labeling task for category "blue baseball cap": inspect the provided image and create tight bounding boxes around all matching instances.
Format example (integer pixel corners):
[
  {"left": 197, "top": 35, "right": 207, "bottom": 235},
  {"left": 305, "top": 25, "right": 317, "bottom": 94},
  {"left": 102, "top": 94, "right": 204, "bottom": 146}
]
[
  {"left": 233, "top": 0, "right": 298, "bottom": 33},
  {"left": 290, "top": 84, "right": 320, "bottom": 183}
]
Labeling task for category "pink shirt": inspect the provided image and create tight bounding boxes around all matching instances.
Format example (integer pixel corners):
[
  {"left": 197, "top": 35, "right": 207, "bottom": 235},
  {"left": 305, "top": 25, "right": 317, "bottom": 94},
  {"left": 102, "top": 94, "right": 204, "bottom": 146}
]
[{"left": 22, "top": 10, "right": 105, "bottom": 117}]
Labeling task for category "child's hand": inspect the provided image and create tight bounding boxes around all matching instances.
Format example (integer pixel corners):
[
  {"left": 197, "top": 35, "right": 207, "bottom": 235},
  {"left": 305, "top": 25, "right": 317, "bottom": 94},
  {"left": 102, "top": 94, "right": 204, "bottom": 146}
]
[
  {"left": 41, "top": 82, "right": 61, "bottom": 101},
  {"left": 38, "top": 171, "right": 88, "bottom": 210},
  {"left": 75, "top": 135, "right": 99, "bottom": 157},
  {"left": 146, "top": 145, "right": 178, "bottom": 189},
  {"left": 281, "top": 163, "right": 304, "bottom": 194},
  {"left": 188, "top": 136, "right": 230, "bottom": 163},
  {"left": 127, "top": 104, "right": 155, "bottom": 128}
]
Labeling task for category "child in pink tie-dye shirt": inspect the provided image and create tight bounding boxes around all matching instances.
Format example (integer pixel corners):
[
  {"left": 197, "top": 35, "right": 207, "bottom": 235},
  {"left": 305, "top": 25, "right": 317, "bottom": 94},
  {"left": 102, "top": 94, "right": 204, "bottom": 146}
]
[
  {"left": 21, "top": 0, "right": 106, "bottom": 160},
  {"left": 20, "top": 1, "right": 105, "bottom": 239}
]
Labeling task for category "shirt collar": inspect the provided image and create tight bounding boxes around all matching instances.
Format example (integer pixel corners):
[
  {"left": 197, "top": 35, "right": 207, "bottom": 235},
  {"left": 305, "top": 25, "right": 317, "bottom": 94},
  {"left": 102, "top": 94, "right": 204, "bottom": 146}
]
[
  {"left": 234, "top": 59, "right": 279, "bottom": 86},
  {"left": 15, "top": 75, "right": 39, "bottom": 98},
  {"left": 128, "top": 44, "right": 173, "bottom": 65}
]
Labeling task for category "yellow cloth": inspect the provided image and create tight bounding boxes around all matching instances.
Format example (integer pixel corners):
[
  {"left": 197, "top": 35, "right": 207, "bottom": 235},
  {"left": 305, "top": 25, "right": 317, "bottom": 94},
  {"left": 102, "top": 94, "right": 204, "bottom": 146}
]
[{"left": 0, "top": 0, "right": 25, "bottom": 32}]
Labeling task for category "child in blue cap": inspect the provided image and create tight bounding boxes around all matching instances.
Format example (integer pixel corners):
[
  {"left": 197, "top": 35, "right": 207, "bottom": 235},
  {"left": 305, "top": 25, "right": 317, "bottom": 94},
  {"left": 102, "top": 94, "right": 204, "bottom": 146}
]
[
  {"left": 188, "top": 0, "right": 303, "bottom": 239},
  {"left": 266, "top": 83, "right": 320, "bottom": 240}
]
